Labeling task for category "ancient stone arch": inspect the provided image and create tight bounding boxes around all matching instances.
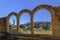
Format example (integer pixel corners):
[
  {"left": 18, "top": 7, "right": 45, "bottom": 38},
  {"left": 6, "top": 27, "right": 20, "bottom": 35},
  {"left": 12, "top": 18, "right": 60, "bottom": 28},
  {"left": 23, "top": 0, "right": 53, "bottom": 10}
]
[
  {"left": 18, "top": 9, "right": 31, "bottom": 17},
  {"left": 4, "top": 5, "right": 60, "bottom": 37},
  {"left": 6, "top": 12, "right": 17, "bottom": 32},
  {"left": 17, "top": 9, "right": 31, "bottom": 32},
  {"left": 6, "top": 5, "right": 56, "bottom": 34},
  {"left": 30, "top": 5, "right": 56, "bottom": 34}
]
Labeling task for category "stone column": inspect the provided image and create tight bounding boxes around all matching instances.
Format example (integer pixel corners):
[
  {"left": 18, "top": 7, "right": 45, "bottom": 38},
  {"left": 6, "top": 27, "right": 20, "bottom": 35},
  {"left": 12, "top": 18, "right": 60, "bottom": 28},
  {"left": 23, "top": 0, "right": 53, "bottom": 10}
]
[
  {"left": 31, "top": 15, "right": 34, "bottom": 34},
  {"left": 17, "top": 17, "right": 20, "bottom": 33}
]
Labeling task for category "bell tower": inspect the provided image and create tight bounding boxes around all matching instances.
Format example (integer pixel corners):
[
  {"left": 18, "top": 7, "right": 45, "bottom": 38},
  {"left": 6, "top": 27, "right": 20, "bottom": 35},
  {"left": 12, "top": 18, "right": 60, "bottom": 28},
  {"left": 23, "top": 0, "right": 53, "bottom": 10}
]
[{"left": 13, "top": 20, "right": 15, "bottom": 26}]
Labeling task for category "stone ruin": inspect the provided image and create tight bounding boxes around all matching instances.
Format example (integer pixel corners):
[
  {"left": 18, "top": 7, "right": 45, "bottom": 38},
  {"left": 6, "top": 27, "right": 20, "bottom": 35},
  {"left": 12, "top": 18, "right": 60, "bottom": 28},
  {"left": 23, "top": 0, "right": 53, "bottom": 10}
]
[{"left": 0, "top": 5, "right": 60, "bottom": 38}]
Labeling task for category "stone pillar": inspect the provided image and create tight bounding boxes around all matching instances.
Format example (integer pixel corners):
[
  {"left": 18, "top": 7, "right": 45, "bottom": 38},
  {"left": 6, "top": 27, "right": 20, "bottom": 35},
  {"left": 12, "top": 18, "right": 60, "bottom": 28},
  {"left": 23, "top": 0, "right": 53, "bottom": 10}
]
[
  {"left": 31, "top": 15, "right": 34, "bottom": 34},
  {"left": 17, "top": 17, "right": 20, "bottom": 33}
]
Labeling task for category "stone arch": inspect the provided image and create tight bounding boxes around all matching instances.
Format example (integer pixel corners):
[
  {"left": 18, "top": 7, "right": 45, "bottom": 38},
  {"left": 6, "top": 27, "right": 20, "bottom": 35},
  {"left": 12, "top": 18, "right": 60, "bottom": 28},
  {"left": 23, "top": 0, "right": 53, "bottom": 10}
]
[
  {"left": 6, "top": 5, "right": 56, "bottom": 35},
  {"left": 16, "top": 9, "right": 31, "bottom": 33},
  {"left": 31, "top": 5, "right": 56, "bottom": 34},
  {"left": 18, "top": 9, "right": 31, "bottom": 17},
  {"left": 6, "top": 12, "right": 17, "bottom": 32},
  {"left": 32, "top": 5, "right": 55, "bottom": 16}
]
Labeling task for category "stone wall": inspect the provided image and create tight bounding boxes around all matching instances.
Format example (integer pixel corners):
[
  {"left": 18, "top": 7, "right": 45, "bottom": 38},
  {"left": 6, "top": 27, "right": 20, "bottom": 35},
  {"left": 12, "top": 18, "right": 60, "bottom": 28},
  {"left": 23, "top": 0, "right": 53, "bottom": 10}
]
[
  {"left": 52, "top": 7, "right": 60, "bottom": 37},
  {"left": 0, "top": 17, "right": 6, "bottom": 38},
  {"left": 0, "top": 17, "right": 6, "bottom": 32}
]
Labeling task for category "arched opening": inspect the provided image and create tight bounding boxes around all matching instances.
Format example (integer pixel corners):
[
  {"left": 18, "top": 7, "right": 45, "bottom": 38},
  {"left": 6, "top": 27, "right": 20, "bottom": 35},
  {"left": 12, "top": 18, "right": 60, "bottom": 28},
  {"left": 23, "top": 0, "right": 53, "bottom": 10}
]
[
  {"left": 34, "top": 10, "right": 52, "bottom": 35},
  {"left": 9, "top": 16, "right": 17, "bottom": 33},
  {"left": 20, "top": 13, "right": 31, "bottom": 34}
]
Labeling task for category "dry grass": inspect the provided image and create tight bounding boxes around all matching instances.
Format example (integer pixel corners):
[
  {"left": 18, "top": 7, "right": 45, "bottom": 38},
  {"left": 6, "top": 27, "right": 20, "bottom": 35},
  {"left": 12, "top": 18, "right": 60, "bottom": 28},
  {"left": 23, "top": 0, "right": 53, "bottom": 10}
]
[{"left": 10, "top": 28, "right": 52, "bottom": 35}]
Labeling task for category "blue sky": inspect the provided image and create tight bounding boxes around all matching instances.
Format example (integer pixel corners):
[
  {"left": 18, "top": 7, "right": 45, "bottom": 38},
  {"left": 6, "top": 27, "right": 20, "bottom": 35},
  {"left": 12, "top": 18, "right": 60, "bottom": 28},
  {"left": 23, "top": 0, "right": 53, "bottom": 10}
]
[{"left": 0, "top": 0, "right": 60, "bottom": 24}]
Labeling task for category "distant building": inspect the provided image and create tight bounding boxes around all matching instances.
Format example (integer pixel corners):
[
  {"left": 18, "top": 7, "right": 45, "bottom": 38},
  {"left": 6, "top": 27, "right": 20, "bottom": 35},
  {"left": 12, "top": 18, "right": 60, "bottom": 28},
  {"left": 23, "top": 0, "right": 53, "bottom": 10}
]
[{"left": 9, "top": 20, "right": 17, "bottom": 28}]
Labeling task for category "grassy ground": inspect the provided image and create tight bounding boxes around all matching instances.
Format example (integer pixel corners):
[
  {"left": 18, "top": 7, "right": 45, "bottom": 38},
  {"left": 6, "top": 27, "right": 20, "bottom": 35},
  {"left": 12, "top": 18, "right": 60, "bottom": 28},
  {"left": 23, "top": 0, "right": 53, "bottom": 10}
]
[
  {"left": 34, "top": 30, "right": 52, "bottom": 35},
  {"left": 10, "top": 28, "right": 52, "bottom": 35}
]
